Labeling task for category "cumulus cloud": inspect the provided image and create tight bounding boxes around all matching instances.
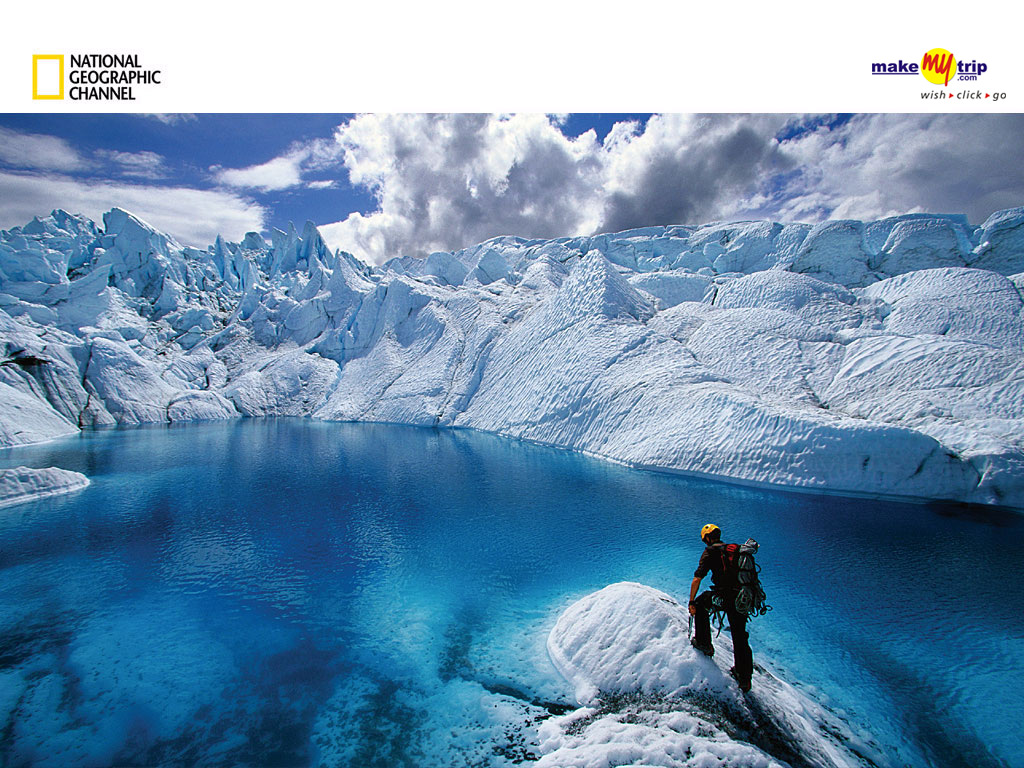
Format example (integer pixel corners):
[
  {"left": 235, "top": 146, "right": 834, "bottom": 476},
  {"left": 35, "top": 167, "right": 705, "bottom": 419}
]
[
  {"left": 0, "top": 127, "right": 91, "bottom": 172},
  {"left": 596, "top": 114, "right": 793, "bottom": 232},
  {"left": 316, "top": 114, "right": 796, "bottom": 262},
  {"left": 310, "top": 113, "right": 1024, "bottom": 264},
  {"left": 769, "top": 114, "right": 1024, "bottom": 225},
  {"left": 321, "top": 114, "right": 605, "bottom": 261},
  {"left": 0, "top": 170, "right": 266, "bottom": 246}
]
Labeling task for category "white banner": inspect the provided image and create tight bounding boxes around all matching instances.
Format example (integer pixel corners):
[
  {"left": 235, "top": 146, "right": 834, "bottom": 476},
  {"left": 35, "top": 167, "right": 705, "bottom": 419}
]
[{"left": 2, "top": 0, "right": 1019, "bottom": 112}]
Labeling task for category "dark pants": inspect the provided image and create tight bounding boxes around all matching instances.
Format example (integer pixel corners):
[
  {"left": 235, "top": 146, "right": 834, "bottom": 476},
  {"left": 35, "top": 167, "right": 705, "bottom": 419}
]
[{"left": 693, "top": 590, "right": 753, "bottom": 684}]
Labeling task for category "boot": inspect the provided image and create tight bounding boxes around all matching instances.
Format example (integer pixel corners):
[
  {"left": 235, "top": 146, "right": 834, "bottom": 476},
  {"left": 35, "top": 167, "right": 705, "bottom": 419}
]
[
  {"left": 729, "top": 666, "right": 751, "bottom": 692},
  {"left": 690, "top": 638, "right": 714, "bottom": 658}
]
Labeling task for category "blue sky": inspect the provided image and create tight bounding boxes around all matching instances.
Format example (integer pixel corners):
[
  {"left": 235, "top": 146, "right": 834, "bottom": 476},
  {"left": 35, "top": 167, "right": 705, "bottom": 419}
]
[
  {"left": 0, "top": 114, "right": 378, "bottom": 233},
  {"left": 0, "top": 113, "right": 652, "bottom": 242},
  {"left": 1, "top": 113, "right": 1022, "bottom": 264}
]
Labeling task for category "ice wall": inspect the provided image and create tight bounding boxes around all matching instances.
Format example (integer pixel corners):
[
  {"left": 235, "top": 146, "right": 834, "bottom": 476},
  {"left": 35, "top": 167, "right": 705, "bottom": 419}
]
[{"left": 2, "top": 206, "right": 1022, "bottom": 509}]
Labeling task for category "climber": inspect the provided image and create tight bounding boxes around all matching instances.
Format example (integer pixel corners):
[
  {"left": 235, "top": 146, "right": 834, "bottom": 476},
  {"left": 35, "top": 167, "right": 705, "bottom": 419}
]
[{"left": 688, "top": 523, "right": 754, "bottom": 692}]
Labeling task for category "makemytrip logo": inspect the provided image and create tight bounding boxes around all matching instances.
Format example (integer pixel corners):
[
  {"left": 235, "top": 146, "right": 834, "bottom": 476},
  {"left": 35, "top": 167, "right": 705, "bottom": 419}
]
[
  {"left": 31, "top": 53, "right": 162, "bottom": 101},
  {"left": 871, "top": 48, "right": 1005, "bottom": 102},
  {"left": 871, "top": 48, "right": 988, "bottom": 85}
]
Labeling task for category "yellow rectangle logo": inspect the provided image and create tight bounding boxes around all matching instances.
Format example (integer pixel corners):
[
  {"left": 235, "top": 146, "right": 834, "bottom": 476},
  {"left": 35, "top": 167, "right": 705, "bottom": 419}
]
[{"left": 33, "top": 55, "right": 65, "bottom": 100}]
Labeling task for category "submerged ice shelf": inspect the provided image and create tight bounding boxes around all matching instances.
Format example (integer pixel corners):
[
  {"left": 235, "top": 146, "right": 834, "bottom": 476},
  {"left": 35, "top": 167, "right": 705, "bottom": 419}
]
[
  {"left": 1, "top": 206, "right": 1023, "bottom": 508},
  {"left": 0, "top": 465, "right": 89, "bottom": 508}
]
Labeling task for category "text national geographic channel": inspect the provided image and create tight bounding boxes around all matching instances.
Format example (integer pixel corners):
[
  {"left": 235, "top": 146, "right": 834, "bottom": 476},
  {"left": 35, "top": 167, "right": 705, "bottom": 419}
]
[{"left": 31, "top": 53, "right": 162, "bottom": 101}]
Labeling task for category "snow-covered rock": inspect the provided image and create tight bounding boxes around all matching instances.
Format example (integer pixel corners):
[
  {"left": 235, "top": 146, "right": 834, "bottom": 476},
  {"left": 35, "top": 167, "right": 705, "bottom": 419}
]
[
  {"left": 0, "top": 466, "right": 89, "bottom": 507},
  {"left": 541, "top": 583, "right": 883, "bottom": 768},
  {"left": 3, "top": 206, "right": 1024, "bottom": 509}
]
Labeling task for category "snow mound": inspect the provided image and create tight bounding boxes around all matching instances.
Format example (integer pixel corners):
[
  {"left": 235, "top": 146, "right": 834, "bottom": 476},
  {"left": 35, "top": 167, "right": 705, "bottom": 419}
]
[
  {"left": 0, "top": 466, "right": 89, "bottom": 508},
  {"left": 542, "top": 583, "right": 885, "bottom": 768},
  {"left": 547, "top": 582, "right": 722, "bottom": 705},
  {"left": 861, "top": 267, "right": 1024, "bottom": 348},
  {"left": 714, "top": 270, "right": 862, "bottom": 329}
]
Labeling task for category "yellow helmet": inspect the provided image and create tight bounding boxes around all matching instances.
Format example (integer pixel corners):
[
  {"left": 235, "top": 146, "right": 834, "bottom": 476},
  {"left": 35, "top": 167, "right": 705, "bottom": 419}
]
[{"left": 700, "top": 523, "right": 720, "bottom": 541}]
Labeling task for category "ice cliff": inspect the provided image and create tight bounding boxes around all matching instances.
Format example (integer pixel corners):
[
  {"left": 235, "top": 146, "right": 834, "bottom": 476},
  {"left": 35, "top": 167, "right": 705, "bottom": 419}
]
[{"left": 1, "top": 206, "right": 1023, "bottom": 508}]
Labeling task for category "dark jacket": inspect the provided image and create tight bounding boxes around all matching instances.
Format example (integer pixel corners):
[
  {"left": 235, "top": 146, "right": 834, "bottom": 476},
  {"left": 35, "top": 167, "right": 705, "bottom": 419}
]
[{"left": 694, "top": 541, "right": 738, "bottom": 592}]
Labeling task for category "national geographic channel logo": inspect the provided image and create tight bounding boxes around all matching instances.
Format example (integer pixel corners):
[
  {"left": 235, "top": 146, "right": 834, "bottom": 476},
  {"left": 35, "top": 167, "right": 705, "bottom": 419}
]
[{"left": 32, "top": 53, "right": 162, "bottom": 101}]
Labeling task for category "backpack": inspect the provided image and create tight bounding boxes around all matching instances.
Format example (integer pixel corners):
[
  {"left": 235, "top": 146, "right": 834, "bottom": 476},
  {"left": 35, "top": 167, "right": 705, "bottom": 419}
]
[{"left": 719, "top": 538, "right": 771, "bottom": 618}]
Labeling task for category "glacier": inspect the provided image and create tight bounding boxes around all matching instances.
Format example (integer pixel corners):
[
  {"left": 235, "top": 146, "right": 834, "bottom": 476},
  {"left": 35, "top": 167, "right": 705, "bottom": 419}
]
[{"left": 1, "top": 206, "right": 1023, "bottom": 508}]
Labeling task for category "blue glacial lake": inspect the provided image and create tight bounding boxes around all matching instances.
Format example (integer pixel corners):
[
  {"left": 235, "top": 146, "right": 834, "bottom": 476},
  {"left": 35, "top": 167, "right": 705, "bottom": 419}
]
[{"left": 0, "top": 419, "right": 1022, "bottom": 767}]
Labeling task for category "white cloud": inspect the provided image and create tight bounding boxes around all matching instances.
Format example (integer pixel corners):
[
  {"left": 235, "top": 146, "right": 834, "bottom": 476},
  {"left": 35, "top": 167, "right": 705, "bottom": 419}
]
[
  {"left": 213, "top": 137, "right": 343, "bottom": 192},
  {"left": 769, "top": 114, "right": 1024, "bottom": 226},
  {"left": 316, "top": 114, "right": 792, "bottom": 262},
  {"left": 213, "top": 152, "right": 305, "bottom": 192},
  {"left": 141, "top": 114, "right": 198, "bottom": 125},
  {"left": 96, "top": 149, "right": 169, "bottom": 179},
  {"left": 0, "top": 170, "right": 266, "bottom": 246},
  {"left": 0, "top": 127, "right": 91, "bottom": 172},
  {"left": 314, "top": 113, "right": 1024, "bottom": 264},
  {"left": 321, "top": 113, "right": 606, "bottom": 261}
]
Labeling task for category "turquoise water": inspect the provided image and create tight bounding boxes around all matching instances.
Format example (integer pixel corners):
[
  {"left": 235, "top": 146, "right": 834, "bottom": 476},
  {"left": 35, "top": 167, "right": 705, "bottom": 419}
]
[{"left": 0, "top": 419, "right": 1021, "bottom": 767}]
